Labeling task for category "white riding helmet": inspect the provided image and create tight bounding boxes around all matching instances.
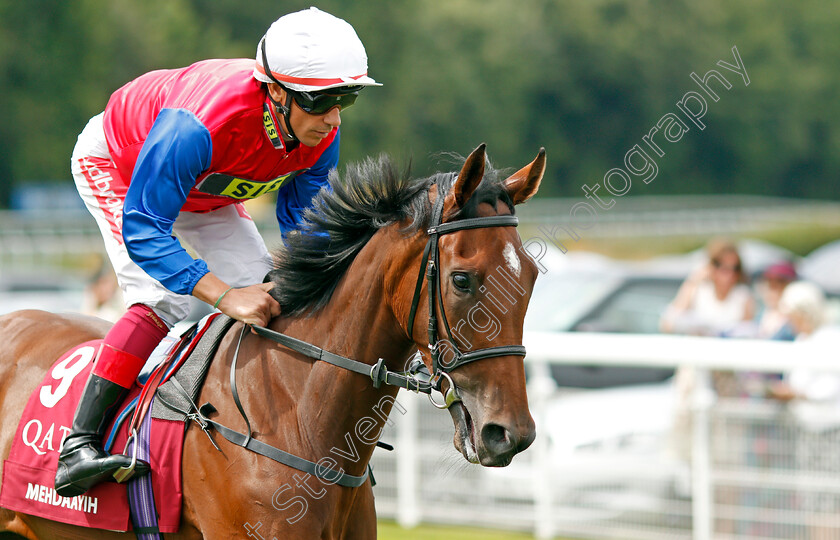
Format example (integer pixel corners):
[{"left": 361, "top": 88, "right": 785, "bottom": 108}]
[{"left": 254, "top": 7, "right": 381, "bottom": 92}]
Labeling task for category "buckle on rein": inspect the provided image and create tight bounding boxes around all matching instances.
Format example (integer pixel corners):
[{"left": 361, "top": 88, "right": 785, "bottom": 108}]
[
  {"left": 369, "top": 358, "right": 424, "bottom": 393},
  {"left": 368, "top": 357, "right": 461, "bottom": 409}
]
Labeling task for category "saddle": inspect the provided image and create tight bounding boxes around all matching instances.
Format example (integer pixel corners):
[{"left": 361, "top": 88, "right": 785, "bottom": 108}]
[{"left": 0, "top": 313, "right": 233, "bottom": 535}]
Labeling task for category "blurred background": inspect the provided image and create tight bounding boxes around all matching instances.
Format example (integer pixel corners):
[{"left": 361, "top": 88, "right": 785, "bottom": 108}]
[{"left": 1, "top": 1, "right": 839, "bottom": 539}]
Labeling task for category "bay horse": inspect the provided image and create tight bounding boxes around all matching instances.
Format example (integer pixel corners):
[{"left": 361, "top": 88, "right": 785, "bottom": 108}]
[{"left": 0, "top": 143, "right": 544, "bottom": 539}]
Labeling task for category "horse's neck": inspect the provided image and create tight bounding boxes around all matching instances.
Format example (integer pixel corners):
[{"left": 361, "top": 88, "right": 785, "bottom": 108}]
[{"left": 274, "top": 228, "right": 420, "bottom": 475}]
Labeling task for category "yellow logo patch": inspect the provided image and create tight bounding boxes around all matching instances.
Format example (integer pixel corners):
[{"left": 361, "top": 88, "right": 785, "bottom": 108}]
[
  {"left": 263, "top": 110, "right": 278, "bottom": 141},
  {"left": 220, "top": 174, "right": 292, "bottom": 199}
]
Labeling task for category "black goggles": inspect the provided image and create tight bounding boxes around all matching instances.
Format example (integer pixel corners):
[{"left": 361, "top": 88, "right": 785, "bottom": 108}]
[{"left": 284, "top": 85, "right": 362, "bottom": 115}]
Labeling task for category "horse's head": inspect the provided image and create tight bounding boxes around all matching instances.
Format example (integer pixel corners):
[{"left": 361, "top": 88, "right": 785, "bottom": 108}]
[
  {"left": 408, "top": 144, "right": 545, "bottom": 467},
  {"left": 268, "top": 145, "right": 543, "bottom": 467}
]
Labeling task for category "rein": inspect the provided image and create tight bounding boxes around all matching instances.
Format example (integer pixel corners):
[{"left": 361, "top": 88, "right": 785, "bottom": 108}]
[
  {"left": 249, "top": 324, "right": 432, "bottom": 393},
  {"left": 189, "top": 175, "right": 528, "bottom": 488},
  {"left": 176, "top": 324, "right": 380, "bottom": 488}
]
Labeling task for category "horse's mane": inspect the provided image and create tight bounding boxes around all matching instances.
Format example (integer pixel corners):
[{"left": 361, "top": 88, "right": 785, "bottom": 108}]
[{"left": 268, "top": 154, "right": 513, "bottom": 316}]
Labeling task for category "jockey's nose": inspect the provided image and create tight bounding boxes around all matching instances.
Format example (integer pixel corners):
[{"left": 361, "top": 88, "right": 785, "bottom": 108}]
[{"left": 324, "top": 107, "right": 341, "bottom": 128}]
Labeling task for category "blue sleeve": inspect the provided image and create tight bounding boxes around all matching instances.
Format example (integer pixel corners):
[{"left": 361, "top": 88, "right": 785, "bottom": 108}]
[
  {"left": 122, "top": 108, "right": 213, "bottom": 295},
  {"left": 275, "top": 129, "right": 339, "bottom": 234}
]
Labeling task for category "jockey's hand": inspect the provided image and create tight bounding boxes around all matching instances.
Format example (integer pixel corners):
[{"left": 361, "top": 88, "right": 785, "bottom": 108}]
[{"left": 217, "top": 282, "right": 282, "bottom": 327}]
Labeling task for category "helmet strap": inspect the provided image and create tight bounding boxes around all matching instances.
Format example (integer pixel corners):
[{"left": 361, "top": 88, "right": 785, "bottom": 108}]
[
  {"left": 280, "top": 95, "right": 299, "bottom": 144},
  {"left": 260, "top": 36, "right": 299, "bottom": 143},
  {"left": 267, "top": 91, "right": 299, "bottom": 144}
]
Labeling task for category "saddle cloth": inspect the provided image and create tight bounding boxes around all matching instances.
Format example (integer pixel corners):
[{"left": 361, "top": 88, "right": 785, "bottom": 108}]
[{"left": 0, "top": 313, "right": 230, "bottom": 533}]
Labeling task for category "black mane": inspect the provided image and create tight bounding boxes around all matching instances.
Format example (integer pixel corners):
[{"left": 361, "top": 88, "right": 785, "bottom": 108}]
[{"left": 268, "top": 154, "right": 512, "bottom": 316}]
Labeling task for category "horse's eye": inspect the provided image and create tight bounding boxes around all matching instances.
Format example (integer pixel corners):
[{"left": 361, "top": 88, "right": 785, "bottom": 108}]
[{"left": 452, "top": 272, "right": 471, "bottom": 292}]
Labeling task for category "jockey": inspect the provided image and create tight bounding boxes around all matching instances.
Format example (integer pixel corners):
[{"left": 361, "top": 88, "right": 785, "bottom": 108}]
[{"left": 55, "top": 7, "right": 380, "bottom": 497}]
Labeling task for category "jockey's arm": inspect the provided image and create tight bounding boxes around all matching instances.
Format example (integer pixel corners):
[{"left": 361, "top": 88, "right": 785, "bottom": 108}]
[
  {"left": 123, "top": 108, "right": 211, "bottom": 295},
  {"left": 122, "top": 108, "right": 280, "bottom": 325}
]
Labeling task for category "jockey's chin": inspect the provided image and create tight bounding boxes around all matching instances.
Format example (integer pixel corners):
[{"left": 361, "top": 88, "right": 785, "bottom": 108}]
[{"left": 299, "top": 128, "right": 334, "bottom": 147}]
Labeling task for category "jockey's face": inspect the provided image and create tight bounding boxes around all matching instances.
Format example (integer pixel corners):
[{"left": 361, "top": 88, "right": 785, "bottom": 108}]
[
  {"left": 267, "top": 84, "right": 342, "bottom": 147},
  {"left": 290, "top": 98, "right": 341, "bottom": 147}
]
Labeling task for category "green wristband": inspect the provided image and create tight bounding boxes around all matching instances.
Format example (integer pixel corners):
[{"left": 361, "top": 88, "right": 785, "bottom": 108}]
[{"left": 213, "top": 286, "right": 234, "bottom": 310}]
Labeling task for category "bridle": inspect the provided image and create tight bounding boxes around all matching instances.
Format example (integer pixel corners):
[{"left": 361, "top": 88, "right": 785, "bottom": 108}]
[
  {"left": 405, "top": 174, "right": 527, "bottom": 408},
  {"left": 249, "top": 174, "right": 527, "bottom": 410},
  {"left": 185, "top": 175, "right": 529, "bottom": 488}
]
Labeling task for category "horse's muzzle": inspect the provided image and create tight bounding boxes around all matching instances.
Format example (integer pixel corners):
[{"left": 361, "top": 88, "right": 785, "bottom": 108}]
[
  {"left": 450, "top": 400, "right": 536, "bottom": 467},
  {"left": 479, "top": 421, "right": 536, "bottom": 467}
]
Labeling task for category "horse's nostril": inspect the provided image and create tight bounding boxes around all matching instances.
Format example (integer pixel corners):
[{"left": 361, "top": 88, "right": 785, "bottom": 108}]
[{"left": 481, "top": 423, "right": 516, "bottom": 456}]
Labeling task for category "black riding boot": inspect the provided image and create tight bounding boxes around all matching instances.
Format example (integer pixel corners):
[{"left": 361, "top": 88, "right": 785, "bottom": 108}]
[{"left": 54, "top": 374, "right": 150, "bottom": 497}]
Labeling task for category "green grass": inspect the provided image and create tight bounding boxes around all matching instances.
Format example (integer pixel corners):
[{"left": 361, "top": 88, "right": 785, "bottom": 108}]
[{"left": 377, "top": 521, "right": 547, "bottom": 539}]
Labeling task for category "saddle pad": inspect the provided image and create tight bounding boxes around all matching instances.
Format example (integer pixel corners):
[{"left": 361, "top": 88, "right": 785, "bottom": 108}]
[
  {"left": 2, "top": 341, "right": 132, "bottom": 530},
  {"left": 151, "top": 315, "right": 235, "bottom": 422},
  {"left": 0, "top": 329, "right": 213, "bottom": 533}
]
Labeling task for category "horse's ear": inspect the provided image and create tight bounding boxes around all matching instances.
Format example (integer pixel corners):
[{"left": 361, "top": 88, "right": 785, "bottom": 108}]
[
  {"left": 450, "top": 143, "right": 486, "bottom": 208},
  {"left": 504, "top": 148, "right": 546, "bottom": 205}
]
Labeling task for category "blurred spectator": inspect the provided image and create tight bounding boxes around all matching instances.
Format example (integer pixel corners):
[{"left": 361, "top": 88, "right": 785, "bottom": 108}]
[
  {"left": 779, "top": 281, "right": 837, "bottom": 340},
  {"left": 728, "top": 261, "right": 798, "bottom": 399},
  {"left": 661, "top": 238, "right": 755, "bottom": 336},
  {"left": 755, "top": 261, "right": 798, "bottom": 340},
  {"left": 768, "top": 281, "right": 840, "bottom": 533},
  {"left": 666, "top": 239, "right": 755, "bottom": 466},
  {"left": 769, "top": 281, "right": 840, "bottom": 411},
  {"left": 81, "top": 259, "right": 124, "bottom": 323}
]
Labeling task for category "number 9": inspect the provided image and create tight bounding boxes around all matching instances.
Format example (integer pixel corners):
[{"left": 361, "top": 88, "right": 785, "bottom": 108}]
[{"left": 39, "top": 346, "right": 95, "bottom": 408}]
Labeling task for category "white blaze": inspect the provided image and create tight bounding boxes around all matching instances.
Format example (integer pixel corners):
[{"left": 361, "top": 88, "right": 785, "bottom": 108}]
[{"left": 503, "top": 242, "right": 521, "bottom": 278}]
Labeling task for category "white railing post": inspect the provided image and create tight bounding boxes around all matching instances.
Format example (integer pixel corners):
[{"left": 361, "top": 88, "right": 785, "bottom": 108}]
[
  {"left": 530, "top": 359, "right": 557, "bottom": 539},
  {"left": 691, "top": 367, "right": 714, "bottom": 540},
  {"left": 396, "top": 392, "right": 420, "bottom": 528}
]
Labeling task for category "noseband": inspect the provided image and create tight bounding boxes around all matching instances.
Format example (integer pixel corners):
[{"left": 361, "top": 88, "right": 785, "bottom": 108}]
[{"left": 406, "top": 175, "right": 527, "bottom": 407}]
